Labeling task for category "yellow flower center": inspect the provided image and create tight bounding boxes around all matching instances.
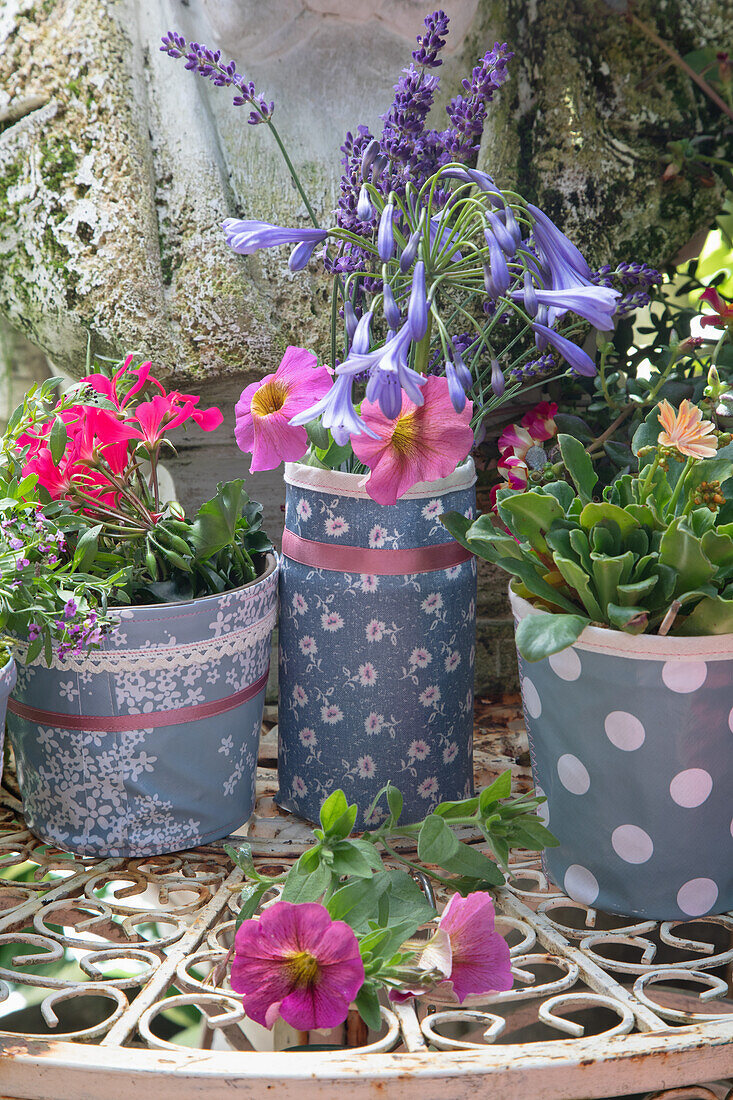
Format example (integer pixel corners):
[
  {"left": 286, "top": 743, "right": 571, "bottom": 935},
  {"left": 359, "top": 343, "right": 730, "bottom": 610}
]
[
  {"left": 286, "top": 949, "right": 320, "bottom": 988},
  {"left": 390, "top": 410, "right": 418, "bottom": 457},
  {"left": 251, "top": 380, "right": 288, "bottom": 418}
]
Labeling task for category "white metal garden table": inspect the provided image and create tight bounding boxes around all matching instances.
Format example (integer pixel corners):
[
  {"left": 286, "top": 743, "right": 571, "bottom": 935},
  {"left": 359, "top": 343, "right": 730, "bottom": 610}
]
[{"left": 0, "top": 704, "right": 731, "bottom": 1100}]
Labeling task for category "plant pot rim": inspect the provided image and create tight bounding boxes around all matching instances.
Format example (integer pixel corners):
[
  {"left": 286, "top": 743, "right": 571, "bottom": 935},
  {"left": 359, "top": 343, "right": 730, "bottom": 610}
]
[
  {"left": 509, "top": 585, "right": 733, "bottom": 662},
  {"left": 284, "top": 458, "right": 476, "bottom": 500},
  {"left": 110, "top": 551, "right": 278, "bottom": 614}
]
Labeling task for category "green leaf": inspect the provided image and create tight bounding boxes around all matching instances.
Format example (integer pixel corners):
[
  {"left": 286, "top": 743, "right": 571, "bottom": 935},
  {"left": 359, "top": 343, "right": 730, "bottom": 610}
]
[
  {"left": 700, "top": 528, "right": 733, "bottom": 570},
  {"left": 506, "top": 816, "right": 559, "bottom": 849},
  {"left": 501, "top": 558, "right": 582, "bottom": 614},
  {"left": 280, "top": 860, "right": 332, "bottom": 903},
  {"left": 606, "top": 603, "right": 648, "bottom": 632},
  {"left": 305, "top": 418, "right": 330, "bottom": 450},
  {"left": 441, "top": 511, "right": 473, "bottom": 548},
  {"left": 615, "top": 576, "right": 658, "bottom": 606},
  {"left": 327, "top": 873, "right": 391, "bottom": 930},
  {"left": 440, "top": 841, "right": 504, "bottom": 885},
  {"left": 49, "top": 417, "right": 68, "bottom": 465},
  {"left": 189, "top": 480, "right": 249, "bottom": 559},
  {"left": 558, "top": 434, "right": 598, "bottom": 504},
  {"left": 417, "top": 814, "right": 459, "bottom": 864},
  {"left": 236, "top": 882, "right": 270, "bottom": 926},
  {"left": 319, "top": 789, "right": 350, "bottom": 834},
  {"left": 580, "top": 502, "right": 640, "bottom": 538},
  {"left": 499, "top": 493, "right": 565, "bottom": 554},
  {"left": 553, "top": 413, "right": 594, "bottom": 442},
  {"left": 433, "top": 796, "right": 479, "bottom": 819},
  {"left": 590, "top": 551, "right": 635, "bottom": 613},
  {"left": 386, "top": 786, "right": 403, "bottom": 823},
  {"left": 659, "top": 518, "right": 716, "bottom": 594},
  {"left": 354, "top": 982, "right": 382, "bottom": 1032},
  {"left": 224, "top": 842, "right": 256, "bottom": 876},
  {"left": 681, "top": 595, "right": 733, "bottom": 635},
  {"left": 329, "top": 840, "right": 377, "bottom": 879},
  {"left": 515, "top": 611, "right": 588, "bottom": 661},
  {"left": 72, "top": 524, "right": 103, "bottom": 572},
  {"left": 377, "top": 871, "right": 436, "bottom": 927},
  {"left": 552, "top": 556, "right": 604, "bottom": 620},
  {"left": 539, "top": 481, "right": 576, "bottom": 512},
  {"left": 478, "top": 771, "right": 512, "bottom": 811}
]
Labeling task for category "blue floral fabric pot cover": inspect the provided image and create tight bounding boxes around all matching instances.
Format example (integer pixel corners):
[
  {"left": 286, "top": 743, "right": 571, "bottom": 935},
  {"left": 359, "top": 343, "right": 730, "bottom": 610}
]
[
  {"left": 7, "top": 556, "right": 278, "bottom": 857},
  {"left": 0, "top": 656, "right": 17, "bottom": 786},
  {"left": 511, "top": 589, "right": 733, "bottom": 920},
  {"left": 278, "top": 461, "right": 477, "bottom": 828}
]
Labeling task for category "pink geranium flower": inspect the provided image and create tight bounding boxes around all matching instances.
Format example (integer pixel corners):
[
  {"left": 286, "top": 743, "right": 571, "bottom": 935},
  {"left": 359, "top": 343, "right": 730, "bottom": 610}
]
[
  {"left": 351, "top": 376, "right": 473, "bottom": 505},
  {"left": 230, "top": 901, "right": 365, "bottom": 1030},
  {"left": 234, "top": 347, "right": 332, "bottom": 472}
]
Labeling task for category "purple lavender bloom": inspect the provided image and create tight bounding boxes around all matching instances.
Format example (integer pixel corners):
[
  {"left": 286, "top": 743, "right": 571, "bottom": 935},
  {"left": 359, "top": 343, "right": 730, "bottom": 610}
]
[
  {"left": 407, "top": 261, "right": 428, "bottom": 340},
  {"left": 383, "top": 284, "right": 401, "bottom": 329},
  {"left": 440, "top": 42, "right": 513, "bottom": 163},
  {"left": 378, "top": 202, "right": 396, "bottom": 261},
  {"left": 513, "top": 285, "right": 620, "bottom": 330},
  {"left": 412, "top": 10, "right": 450, "bottom": 69},
  {"left": 160, "top": 32, "right": 274, "bottom": 125},
  {"left": 483, "top": 230, "right": 510, "bottom": 297},
  {"left": 532, "top": 323, "right": 596, "bottom": 377},
  {"left": 223, "top": 219, "right": 328, "bottom": 255},
  {"left": 527, "top": 203, "right": 592, "bottom": 290}
]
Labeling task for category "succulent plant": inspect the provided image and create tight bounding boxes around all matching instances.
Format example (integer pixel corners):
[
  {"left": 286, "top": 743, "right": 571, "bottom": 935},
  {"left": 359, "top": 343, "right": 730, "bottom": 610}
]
[{"left": 444, "top": 405, "right": 733, "bottom": 661}]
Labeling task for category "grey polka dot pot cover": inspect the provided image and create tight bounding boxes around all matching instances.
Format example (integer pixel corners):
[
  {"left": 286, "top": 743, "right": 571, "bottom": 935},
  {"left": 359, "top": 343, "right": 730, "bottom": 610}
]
[{"left": 511, "top": 590, "right": 733, "bottom": 920}]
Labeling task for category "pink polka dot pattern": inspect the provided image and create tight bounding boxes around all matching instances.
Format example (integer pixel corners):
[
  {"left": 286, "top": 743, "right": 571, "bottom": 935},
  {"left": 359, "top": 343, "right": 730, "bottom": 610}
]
[{"left": 669, "top": 768, "right": 713, "bottom": 809}]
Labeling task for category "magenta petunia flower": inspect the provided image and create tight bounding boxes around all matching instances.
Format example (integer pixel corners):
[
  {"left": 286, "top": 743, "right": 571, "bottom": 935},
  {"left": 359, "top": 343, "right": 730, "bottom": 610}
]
[
  {"left": 351, "top": 376, "right": 474, "bottom": 505},
  {"left": 419, "top": 891, "right": 513, "bottom": 1002},
  {"left": 230, "top": 901, "right": 365, "bottom": 1030},
  {"left": 234, "top": 347, "right": 332, "bottom": 472}
]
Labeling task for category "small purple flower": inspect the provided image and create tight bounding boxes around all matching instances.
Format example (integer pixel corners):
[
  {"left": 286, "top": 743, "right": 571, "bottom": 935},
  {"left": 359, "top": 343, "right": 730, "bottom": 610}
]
[
  {"left": 64, "top": 598, "right": 78, "bottom": 621},
  {"left": 289, "top": 374, "right": 376, "bottom": 441},
  {"left": 160, "top": 32, "right": 274, "bottom": 125},
  {"left": 223, "top": 219, "right": 328, "bottom": 256},
  {"left": 8, "top": 537, "right": 23, "bottom": 551},
  {"left": 360, "top": 138, "right": 381, "bottom": 177},
  {"left": 15, "top": 557, "right": 29, "bottom": 570},
  {"left": 28, "top": 623, "right": 41, "bottom": 641},
  {"left": 485, "top": 210, "right": 516, "bottom": 257},
  {"left": 532, "top": 322, "right": 596, "bottom": 376}
]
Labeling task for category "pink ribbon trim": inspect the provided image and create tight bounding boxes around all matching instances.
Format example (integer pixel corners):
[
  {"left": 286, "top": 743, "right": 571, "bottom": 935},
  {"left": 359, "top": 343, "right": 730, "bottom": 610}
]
[
  {"left": 282, "top": 529, "right": 473, "bottom": 575},
  {"left": 7, "top": 667, "right": 270, "bottom": 732}
]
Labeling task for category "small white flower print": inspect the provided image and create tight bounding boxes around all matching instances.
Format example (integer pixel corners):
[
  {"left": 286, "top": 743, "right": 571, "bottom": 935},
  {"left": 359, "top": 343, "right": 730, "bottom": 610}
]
[
  {"left": 422, "top": 499, "right": 443, "bottom": 520},
  {"left": 218, "top": 735, "right": 234, "bottom": 757},
  {"left": 296, "top": 498, "right": 312, "bottom": 521},
  {"left": 421, "top": 592, "right": 443, "bottom": 614},
  {"left": 299, "top": 727, "right": 317, "bottom": 747},
  {"left": 409, "top": 739, "right": 430, "bottom": 761},
  {"left": 325, "top": 516, "right": 349, "bottom": 537},
  {"left": 292, "top": 775, "right": 308, "bottom": 797},
  {"left": 293, "top": 684, "right": 308, "bottom": 707},
  {"left": 444, "top": 565, "right": 462, "bottom": 579},
  {"left": 357, "top": 754, "right": 376, "bottom": 779},
  {"left": 409, "top": 647, "right": 432, "bottom": 668},
  {"left": 419, "top": 684, "right": 442, "bottom": 708},
  {"left": 368, "top": 525, "right": 387, "bottom": 548},
  {"left": 443, "top": 742, "right": 459, "bottom": 764},
  {"left": 321, "top": 703, "right": 344, "bottom": 725},
  {"left": 299, "top": 635, "right": 318, "bottom": 656},
  {"left": 418, "top": 776, "right": 439, "bottom": 799},
  {"left": 321, "top": 611, "right": 344, "bottom": 632},
  {"left": 357, "top": 662, "right": 377, "bottom": 686},
  {"left": 58, "top": 681, "right": 78, "bottom": 702},
  {"left": 445, "top": 650, "right": 461, "bottom": 672},
  {"left": 292, "top": 592, "right": 308, "bottom": 615},
  {"left": 364, "top": 712, "right": 384, "bottom": 735},
  {"left": 366, "top": 619, "right": 386, "bottom": 642},
  {"left": 360, "top": 574, "right": 379, "bottom": 592}
]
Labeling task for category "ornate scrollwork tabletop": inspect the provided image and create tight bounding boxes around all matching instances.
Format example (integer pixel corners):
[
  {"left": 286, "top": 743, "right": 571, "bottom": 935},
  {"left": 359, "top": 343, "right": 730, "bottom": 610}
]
[{"left": 0, "top": 705, "right": 731, "bottom": 1100}]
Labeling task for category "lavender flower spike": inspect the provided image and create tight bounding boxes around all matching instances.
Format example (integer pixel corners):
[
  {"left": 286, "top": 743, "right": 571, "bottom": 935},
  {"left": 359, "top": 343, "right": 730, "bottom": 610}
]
[
  {"left": 532, "top": 322, "right": 596, "bottom": 377},
  {"left": 224, "top": 219, "right": 328, "bottom": 255},
  {"left": 408, "top": 261, "right": 428, "bottom": 341},
  {"left": 378, "top": 202, "right": 396, "bottom": 261}
]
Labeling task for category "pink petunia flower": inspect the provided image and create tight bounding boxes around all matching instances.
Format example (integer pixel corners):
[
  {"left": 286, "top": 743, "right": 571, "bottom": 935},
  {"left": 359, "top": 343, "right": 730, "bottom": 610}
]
[
  {"left": 231, "top": 901, "right": 365, "bottom": 1030},
  {"left": 234, "top": 347, "right": 332, "bottom": 472},
  {"left": 351, "top": 376, "right": 474, "bottom": 505},
  {"left": 417, "top": 892, "right": 513, "bottom": 1002}
]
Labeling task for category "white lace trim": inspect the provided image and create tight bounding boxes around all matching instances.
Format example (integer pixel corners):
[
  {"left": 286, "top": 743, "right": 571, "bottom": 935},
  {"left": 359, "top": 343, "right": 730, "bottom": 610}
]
[
  {"left": 284, "top": 458, "right": 476, "bottom": 499},
  {"left": 17, "top": 608, "right": 277, "bottom": 674}
]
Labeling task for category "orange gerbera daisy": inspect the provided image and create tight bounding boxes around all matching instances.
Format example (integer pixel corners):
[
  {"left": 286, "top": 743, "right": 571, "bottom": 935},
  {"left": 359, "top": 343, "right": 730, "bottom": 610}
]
[{"left": 657, "top": 399, "right": 718, "bottom": 460}]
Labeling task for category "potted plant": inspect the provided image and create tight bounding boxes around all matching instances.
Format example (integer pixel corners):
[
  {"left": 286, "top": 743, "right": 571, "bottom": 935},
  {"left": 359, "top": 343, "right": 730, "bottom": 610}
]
[
  {"left": 443, "top": 387, "right": 733, "bottom": 920},
  {"left": 3, "top": 359, "right": 277, "bottom": 857},
  {"left": 162, "top": 11, "right": 651, "bottom": 826}
]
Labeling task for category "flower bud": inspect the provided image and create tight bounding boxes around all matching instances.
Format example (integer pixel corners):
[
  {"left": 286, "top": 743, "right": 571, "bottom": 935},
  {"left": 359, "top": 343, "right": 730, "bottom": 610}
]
[
  {"left": 490, "top": 358, "right": 505, "bottom": 397},
  {"left": 382, "top": 284, "right": 401, "bottom": 329},
  {"left": 356, "top": 184, "right": 373, "bottom": 222},
  {"left": 360, "top": 138, "right": 380, "bottom": 178},
  {"left": 399, "top": 225, "right": 422, "bottom": 273},
  {"left": 445, "top": 360, "right": 467, "bottom": 413},
  {"left": 344, "top": 302, "right": 358, "bottom": 341},
  {"left": 288, "top": 240, "right": 315, "bottom": 271},
  {"left": 486, "top": 211, "right": 516, "bottom": 256},
  {"left": 378, "top": 202, "right": 395, "bottom": 261},
  {"left": 352, "top": 309, "right": 373, "bottom": 355},
  {"left": 523, "top": 272, "right": 538, "bottom": 318},
  {"left": 407, "top": 261, "right": 428, "bottom": 341},
  {"left": 371, "top": 155, "right": 388, "bottom": 182}
]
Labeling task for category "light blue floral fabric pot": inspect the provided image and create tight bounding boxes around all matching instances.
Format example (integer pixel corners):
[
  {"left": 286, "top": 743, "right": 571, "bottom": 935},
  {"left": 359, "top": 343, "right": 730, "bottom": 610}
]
[
  {"left": 0, "top": 655, "right": 17, "bottom": 785},
  {"left": 6, "top": 556, "right": 278, "bottom": 857},
  {"left": 511, "top": 590, "right": 733, "bottom": 920},
  {"left": 277, "top": 461, "right": 477, "bottom": 828}
]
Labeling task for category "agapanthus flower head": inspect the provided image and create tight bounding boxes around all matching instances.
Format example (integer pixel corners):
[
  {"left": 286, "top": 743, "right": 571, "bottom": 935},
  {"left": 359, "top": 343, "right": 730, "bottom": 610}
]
[
  {"left": 657, "top": 399, "right": 718, "bottom": 460},
  {"left": 235, "top": 346, "right": 333, "bottom": 472},
  {"left": 351, "top": 375, "right": 474, "bottom": 505},
  {"left": 230, "top": 900, "right": 365, "bottom": 1030}
]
